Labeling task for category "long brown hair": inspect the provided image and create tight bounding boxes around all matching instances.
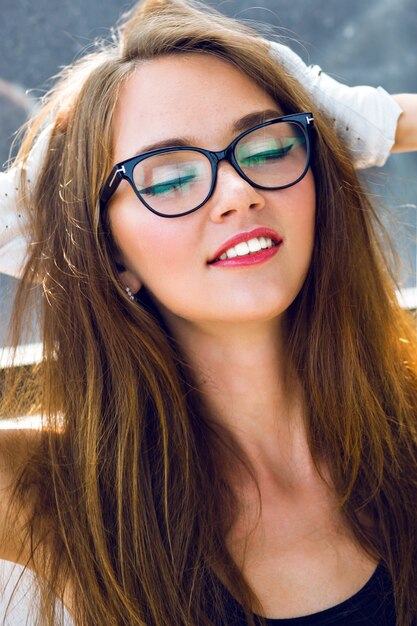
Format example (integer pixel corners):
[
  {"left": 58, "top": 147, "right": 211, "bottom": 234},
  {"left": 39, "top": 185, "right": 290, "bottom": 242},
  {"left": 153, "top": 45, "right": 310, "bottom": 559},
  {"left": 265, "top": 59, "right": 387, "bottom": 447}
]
[{"left": 2, "top": 0, "right": 417, "bottom": 624}]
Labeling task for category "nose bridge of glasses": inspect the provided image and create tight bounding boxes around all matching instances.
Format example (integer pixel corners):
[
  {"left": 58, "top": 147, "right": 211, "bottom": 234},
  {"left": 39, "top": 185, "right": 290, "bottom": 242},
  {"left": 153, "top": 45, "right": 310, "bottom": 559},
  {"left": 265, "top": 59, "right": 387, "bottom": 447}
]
[
  {"left": 209, "top": 144, "right": 242, "bottom": 182},
  {"left": 209, "top": 146, "right": 264, "bottom": 212},
  {"left": 209, "top": 145, "right": 232, "bottom": 165}
]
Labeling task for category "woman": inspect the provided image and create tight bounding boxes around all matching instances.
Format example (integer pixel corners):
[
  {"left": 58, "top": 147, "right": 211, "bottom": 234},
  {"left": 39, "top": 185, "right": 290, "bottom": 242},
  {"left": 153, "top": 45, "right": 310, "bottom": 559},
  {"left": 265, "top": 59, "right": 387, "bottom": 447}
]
[{"left": 1, "top": 0, "right": 417, "bottom": 624}]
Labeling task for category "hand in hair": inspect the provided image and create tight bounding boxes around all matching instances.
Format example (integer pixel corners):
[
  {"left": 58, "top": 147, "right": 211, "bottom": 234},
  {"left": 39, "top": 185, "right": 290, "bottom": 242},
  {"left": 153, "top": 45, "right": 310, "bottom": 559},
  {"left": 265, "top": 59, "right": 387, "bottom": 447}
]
[{"left": 0, "top": 43, "right": 415, "bottom": 282}]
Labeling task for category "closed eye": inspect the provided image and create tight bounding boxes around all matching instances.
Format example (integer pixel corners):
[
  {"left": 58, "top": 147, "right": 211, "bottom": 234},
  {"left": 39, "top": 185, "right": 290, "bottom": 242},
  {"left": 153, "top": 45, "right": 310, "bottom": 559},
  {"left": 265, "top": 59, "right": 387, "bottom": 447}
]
[
  {"left": 240, "top": 145, "right": 293, "bottom": 165},
  {"left": 238, "top": 136, "right": 306, "bottom": 166},
  {"left": 139, "top": 174, "right": 196, "bottom": 197}
]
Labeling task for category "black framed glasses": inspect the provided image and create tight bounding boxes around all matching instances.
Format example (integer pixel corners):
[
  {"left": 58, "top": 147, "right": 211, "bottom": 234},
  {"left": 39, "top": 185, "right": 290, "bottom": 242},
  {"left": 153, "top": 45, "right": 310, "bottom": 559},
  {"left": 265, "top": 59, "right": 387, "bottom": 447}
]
[{"left": 100, "top": 112, "right": 314, "bottom": 218}]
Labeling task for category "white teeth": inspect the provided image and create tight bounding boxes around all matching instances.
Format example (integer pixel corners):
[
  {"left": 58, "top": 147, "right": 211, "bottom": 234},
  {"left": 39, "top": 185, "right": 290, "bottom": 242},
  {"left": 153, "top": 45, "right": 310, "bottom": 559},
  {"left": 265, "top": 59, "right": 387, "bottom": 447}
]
[
  {"left": 235, "top": 242, "right": 250, "bottom": 256},
  {"left": 248, "top": 238, "right": 262, "bottom": 253},
  {"left": 216, "top": 236, "right": 275, "bottom": 262}
]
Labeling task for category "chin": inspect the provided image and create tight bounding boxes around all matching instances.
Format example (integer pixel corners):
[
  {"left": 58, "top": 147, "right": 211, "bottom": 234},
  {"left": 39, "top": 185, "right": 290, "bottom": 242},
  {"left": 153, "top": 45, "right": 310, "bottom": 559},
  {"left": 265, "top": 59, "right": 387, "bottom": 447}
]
[
  {"left": 201, "top": 298, "right": 297, "bottom": 326},
  {"left": 217, "top": 292, "right": 299, "bottom": 322},
  {"left": 150, "top": 287, "right": 301, "bottom": 329}
]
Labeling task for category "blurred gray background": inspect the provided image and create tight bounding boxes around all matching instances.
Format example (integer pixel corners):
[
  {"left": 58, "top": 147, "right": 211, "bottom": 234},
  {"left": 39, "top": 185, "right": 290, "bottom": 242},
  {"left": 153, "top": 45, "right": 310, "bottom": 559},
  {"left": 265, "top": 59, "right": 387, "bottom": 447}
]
[{"left": 0, "top": 0, "right": 416, "bottom": 346}]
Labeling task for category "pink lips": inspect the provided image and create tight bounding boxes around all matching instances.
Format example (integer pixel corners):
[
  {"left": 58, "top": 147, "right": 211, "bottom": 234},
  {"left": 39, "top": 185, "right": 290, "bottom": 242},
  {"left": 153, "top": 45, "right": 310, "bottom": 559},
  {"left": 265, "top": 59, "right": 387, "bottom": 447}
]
[{"left": 208, "top": 227, "right": 283, "bottom": 267}]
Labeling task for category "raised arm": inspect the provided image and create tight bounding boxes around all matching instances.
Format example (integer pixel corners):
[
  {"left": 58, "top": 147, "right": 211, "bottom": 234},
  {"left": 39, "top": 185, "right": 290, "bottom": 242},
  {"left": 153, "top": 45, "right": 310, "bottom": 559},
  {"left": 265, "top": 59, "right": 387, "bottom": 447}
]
[
  {"left": 268, "top": 41, "right": 404, "bottom": 168},
  {"left": 392, "top": 94, "right": 417, "bottom": 152},
  {"left": 0, "top": 47, "right": 415, "bottom": 281}
]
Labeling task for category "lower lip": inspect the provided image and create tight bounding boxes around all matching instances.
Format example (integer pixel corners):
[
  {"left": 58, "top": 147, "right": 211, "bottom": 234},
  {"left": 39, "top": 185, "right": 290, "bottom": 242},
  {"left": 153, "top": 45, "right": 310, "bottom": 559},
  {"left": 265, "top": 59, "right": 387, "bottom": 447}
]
[{"left": 210, "top": 244, "right": 281, "bottom": 267}]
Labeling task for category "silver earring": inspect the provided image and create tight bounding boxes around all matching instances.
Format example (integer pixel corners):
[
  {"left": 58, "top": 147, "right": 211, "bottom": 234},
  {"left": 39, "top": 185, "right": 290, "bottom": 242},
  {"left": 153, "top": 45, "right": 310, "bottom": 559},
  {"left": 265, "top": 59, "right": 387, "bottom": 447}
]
[{"left": 125, "top": 286, "right": 135, "bottom": 301}]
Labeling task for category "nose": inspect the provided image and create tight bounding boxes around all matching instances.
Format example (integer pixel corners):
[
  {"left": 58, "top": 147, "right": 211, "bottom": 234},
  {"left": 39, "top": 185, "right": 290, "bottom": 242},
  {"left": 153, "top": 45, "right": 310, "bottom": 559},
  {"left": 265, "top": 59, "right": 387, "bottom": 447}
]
[{"left": 207, "top": 161, "right": 266, "bottom": 223}]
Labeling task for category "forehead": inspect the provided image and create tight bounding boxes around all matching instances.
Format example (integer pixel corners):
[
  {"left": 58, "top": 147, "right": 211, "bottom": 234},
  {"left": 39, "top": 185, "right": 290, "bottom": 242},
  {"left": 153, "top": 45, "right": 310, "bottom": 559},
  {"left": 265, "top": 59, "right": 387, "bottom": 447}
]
[{"left": 112, "top": 53, "right": 281, "bottom": 162}]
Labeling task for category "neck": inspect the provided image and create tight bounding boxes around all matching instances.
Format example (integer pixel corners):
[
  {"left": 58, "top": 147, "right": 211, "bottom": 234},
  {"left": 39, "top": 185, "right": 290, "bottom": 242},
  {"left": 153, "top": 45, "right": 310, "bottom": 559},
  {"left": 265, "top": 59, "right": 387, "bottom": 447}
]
[{"left": 164, "top": 314, "right": 309, "bottom": 478}]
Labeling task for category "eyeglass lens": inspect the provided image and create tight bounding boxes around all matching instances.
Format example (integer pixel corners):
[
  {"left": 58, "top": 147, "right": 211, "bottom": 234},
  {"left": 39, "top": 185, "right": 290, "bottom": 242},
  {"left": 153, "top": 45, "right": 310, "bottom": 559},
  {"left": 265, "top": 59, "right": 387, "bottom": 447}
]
[{"left": 132, "top": 121, "right": 307, "bottom": 216}]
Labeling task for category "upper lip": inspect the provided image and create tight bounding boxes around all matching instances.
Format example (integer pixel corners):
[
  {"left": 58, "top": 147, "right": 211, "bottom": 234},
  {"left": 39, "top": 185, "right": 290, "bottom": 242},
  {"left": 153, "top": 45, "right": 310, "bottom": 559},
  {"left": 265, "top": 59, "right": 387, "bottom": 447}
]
[{"left": 208, "top": 227, "right": 283, "bottom": 263}]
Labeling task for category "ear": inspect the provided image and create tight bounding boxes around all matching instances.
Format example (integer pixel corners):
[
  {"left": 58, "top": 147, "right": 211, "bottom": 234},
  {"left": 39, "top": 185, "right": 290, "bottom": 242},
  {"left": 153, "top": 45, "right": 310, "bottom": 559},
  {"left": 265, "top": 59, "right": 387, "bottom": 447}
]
[{"left": 118, "top": 267, "right": 143, "bottom": 296}]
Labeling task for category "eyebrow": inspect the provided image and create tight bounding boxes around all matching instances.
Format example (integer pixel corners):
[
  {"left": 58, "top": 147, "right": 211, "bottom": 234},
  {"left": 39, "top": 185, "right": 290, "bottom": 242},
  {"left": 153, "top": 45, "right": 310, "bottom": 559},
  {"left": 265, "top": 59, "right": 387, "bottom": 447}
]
[{"left": 133, "top": 108, "right": 282, "bottom": 155}]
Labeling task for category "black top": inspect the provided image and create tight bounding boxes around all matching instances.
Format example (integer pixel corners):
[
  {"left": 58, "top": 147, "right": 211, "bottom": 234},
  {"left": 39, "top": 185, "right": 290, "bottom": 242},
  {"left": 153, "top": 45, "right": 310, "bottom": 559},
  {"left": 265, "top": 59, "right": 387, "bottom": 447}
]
[{"left": 221, "top": 563, "right": 396, "bottom": 625}]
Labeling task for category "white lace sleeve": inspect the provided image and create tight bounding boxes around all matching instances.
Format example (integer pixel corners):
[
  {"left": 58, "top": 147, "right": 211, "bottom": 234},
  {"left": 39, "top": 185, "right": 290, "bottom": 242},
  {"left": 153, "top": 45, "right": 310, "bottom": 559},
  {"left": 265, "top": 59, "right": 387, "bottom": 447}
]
[
  {"left": 269, "top": 42, "right": 402, "bottom": 169},
  {"left": 0, "top": 167, "right": 29, "bottom": 278},
  {"left": 0, "top": 125, "right": 52, "bottom": 279}
]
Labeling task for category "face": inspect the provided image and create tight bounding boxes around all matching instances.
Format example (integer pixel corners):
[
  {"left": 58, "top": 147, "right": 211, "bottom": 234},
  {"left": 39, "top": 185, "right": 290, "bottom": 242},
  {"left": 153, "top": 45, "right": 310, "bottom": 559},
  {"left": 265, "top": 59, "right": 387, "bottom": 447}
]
[{"left": 108, "top": 54, "right": 315, "bottom": 329}]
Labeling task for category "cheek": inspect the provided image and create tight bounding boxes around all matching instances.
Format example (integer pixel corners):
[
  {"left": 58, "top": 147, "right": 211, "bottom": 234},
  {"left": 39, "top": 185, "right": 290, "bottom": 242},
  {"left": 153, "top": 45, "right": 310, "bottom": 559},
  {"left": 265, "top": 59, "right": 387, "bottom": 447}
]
[
  {"left": 275, "top": 172, "right": 315, "bottom": 251},
  {"left": 108, "top": 200, "right": 198, "bottom": 281},
  {"left": 278, "top": 173, "right": 316, "bottom": 288},
  {"left": 296, "top": 197, "right": 316, "bottom": 254},
  {"left": 298, "top": 172, "right": 316, "bottom": 241},
  {"left": 298, "top": 187, "right": 315, "bottom": 267}
]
